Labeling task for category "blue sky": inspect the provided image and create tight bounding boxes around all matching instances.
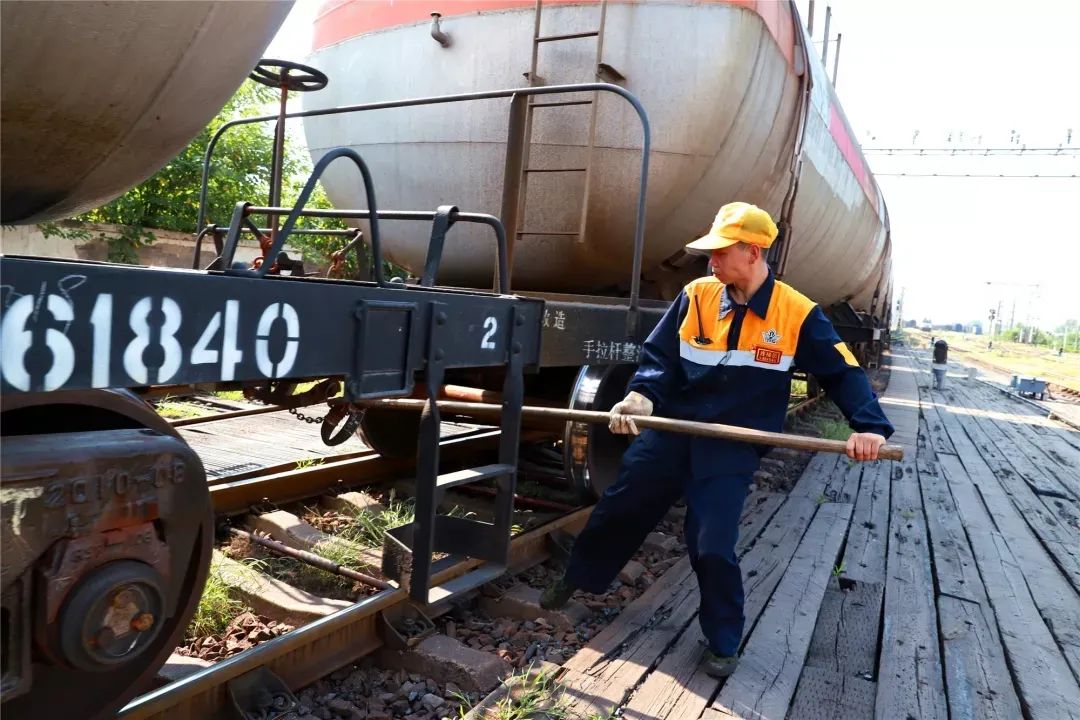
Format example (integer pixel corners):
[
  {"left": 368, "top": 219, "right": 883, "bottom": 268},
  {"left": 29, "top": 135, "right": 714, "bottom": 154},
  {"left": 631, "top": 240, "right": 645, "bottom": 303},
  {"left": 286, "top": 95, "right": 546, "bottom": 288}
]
[
  {"left": 804, "top": 0, "right": 1079, "bottom": 331},
  {"left": 267, "top": 0, "right": 1078, "bottom": 330}
]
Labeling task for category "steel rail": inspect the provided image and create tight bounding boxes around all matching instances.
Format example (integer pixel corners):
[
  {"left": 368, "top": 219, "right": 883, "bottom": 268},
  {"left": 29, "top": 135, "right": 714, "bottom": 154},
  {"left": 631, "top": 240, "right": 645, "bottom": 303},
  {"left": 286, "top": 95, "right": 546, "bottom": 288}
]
[
  {"left": 169, "top": 402, "right": 306, "bottom": 427},
  {"left": 118, "top": 507, "right": 592, "bottom": 720},
  {"left": 208, "top": 428, "right": 505, "bottom": 515}
]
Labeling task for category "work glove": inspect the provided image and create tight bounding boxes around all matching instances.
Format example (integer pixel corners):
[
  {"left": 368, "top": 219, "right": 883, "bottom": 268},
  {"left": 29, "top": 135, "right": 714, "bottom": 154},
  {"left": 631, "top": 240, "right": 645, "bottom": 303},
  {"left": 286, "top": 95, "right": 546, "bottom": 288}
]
[{"left": 609, "top": 391, "right": 653, "bottom": 436}]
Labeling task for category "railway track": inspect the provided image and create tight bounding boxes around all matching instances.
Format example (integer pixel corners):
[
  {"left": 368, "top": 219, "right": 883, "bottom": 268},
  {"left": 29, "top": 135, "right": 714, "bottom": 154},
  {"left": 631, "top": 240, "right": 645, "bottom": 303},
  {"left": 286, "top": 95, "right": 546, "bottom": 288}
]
[
  {"left": 107, "top": 385, "right": 846, "bottom": 720},
  {"left": 1051, "top": 383, "right": 1080, "bottom": 402}
]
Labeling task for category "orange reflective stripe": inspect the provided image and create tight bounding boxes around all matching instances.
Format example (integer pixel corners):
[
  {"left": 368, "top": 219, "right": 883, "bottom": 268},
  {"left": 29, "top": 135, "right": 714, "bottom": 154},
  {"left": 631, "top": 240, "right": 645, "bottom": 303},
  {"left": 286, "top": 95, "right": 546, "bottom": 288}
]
[{"left": 835, "top": 341, "right": 859, "bottom": 367}]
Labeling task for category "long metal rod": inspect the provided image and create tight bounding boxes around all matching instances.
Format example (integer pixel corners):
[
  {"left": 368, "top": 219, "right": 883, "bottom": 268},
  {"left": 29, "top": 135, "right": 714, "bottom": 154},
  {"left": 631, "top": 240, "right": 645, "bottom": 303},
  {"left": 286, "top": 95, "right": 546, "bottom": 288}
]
[
  {"left": 361, "top": 398, "right": 905, "bottom": 460},
  {"left": 774, "top": 0, "right": 815, "bottom": 279},
  {"left": 229, "top": 527, "right": 390, "bottom": 590},
  {"left": 241, "top": 227, "right": 362, "bottom": 236},
  {"left": 500, "top": 94, "right": 528, "bottom": 285},
  {"left": 512, "top": 0, "right": 544, "bottom": 274},
  {"left": 832, "top": 32, "right": 842, "bottom": 85},
  {"left": 268, "top": 83, "right": 290, "bottom": 246},
  {"left": 578, "top": 0, "right": 608, "bottom": 244},
  {"left": 536, "top": 30, "right": 600, "bottom": 42},
  {"left": 821, "top": 6, "right": 832, "bottom": 65}
]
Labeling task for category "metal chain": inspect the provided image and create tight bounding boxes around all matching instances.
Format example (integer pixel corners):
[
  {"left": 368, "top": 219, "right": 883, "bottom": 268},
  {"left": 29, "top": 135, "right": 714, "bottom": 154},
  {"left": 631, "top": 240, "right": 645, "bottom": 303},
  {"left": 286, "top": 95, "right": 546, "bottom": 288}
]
[{"left": 288, "top": 406, "right": 325, "bottom": 424}]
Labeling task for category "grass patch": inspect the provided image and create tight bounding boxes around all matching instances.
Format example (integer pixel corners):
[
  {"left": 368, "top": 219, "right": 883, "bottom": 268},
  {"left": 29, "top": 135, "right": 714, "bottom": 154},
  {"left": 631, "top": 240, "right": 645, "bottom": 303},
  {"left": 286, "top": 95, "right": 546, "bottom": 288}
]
[
  {"left": 155, "top": 395, "right": 214, "bottom": 420},
  {"left": 214, "top": 380, "right": 342, "bottom": 405},
  {"left": 249, "top": 547, "right": 356, "bottom": 600},
  {"left": 337, "top": 490, "right": 417, "bottom": 548},
  {"left": 297, "top": 536, "right": 364, "bottom": 597},
  {"left": 186, "top": 555, "right": 247, "bottom": 640},
  {"left": 330, "top": 491, "right": 473, "bottom": 550},
  {"left": 455, "top": 666, "right": 580, "bottom": 720},
  {"left": 815, "top": 418, "right": 851, "bottom": 442},
  {"left": 213, "top": 390, "right": 246, "bottom": 402},
  {"left": 310, "top": 536, "right": 359, "bottom": 566}
]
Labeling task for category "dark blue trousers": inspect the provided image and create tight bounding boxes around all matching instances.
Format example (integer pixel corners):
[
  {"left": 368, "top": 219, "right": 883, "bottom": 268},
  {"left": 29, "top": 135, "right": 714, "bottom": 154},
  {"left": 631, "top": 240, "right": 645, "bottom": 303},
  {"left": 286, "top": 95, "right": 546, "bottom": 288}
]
[{"left": 565, "top": 429, "right": 751, "bottom": 656}]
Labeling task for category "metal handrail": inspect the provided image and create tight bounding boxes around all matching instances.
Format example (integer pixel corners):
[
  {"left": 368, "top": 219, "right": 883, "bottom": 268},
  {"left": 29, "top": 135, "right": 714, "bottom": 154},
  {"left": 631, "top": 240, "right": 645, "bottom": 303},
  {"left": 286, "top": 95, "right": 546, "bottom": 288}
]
[
  {"left": 238, "top": 205, "right": 511, "bottom": 295},
  {"left": 197, "top": 82, "right": 651, "bottom": 333},
  {"left": 243, "top": 148, "right": 386, "bottom": 284}
]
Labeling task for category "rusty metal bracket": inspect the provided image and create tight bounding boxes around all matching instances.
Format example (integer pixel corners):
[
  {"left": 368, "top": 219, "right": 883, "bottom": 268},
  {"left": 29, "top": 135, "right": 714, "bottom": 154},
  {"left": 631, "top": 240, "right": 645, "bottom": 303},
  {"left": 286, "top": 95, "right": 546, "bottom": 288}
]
[
  {"left": 378, "top": 603, "right": 435, "bottom": 651},
  {"left": 227, "top": 666, "right": 298, "bottom": 720}
]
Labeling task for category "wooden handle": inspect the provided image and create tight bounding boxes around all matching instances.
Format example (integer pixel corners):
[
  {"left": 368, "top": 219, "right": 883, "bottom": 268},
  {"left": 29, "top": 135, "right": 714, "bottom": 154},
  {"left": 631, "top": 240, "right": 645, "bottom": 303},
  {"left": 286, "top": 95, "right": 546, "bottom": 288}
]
[{"left": 360, "top": 398, "right": 904, "bottom": 461}]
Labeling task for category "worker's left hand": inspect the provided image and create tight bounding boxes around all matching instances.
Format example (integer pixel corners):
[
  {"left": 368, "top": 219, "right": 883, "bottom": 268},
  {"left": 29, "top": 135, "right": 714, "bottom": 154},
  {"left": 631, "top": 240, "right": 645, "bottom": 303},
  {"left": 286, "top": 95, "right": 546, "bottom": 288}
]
[
  {"left": 846, "top": 432, "right": 886, "bottom": 461},
  {"left": 609, "top": 391, "right": 653, "bottom": 435}
]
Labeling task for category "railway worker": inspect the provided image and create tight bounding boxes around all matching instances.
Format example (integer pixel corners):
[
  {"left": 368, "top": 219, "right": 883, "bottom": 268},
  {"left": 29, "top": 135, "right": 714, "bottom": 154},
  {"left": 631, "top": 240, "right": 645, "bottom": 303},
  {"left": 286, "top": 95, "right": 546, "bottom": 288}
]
[
  {"left": 932, "top": 339, "right": 949, "bottom": 389},
  {"left": 540, "top": 202, "right": 894, "bottom": 679}
]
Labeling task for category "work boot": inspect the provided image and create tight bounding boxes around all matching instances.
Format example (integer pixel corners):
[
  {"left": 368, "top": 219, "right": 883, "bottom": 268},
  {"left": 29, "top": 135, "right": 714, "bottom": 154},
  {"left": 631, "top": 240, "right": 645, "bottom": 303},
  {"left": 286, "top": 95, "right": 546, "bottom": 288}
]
[
  {"left": 539, "top": 575, "right": 576, "bottom": 610},
  {"left": 701, "top": 650, "right": 739, "bottom": 678}
]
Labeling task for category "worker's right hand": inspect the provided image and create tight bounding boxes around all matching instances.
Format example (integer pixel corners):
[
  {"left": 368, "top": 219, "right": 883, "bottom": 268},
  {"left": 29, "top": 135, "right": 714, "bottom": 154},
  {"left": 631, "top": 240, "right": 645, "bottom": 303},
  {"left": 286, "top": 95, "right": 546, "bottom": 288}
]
[{"left": 609, "top": 391, "right": 653, "bottom": 435}]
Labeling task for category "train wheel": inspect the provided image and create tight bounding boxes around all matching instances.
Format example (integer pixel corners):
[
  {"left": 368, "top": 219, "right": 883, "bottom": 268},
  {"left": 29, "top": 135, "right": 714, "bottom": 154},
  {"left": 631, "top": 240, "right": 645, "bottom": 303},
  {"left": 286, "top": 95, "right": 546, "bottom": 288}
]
[
  {"left": 0, "top": 390, "right": 212, "bottom": 720},
  {"left": 563, "top": 364, "right": 637, "bottom": 500},
  {"left": 357, "top": 406, "right": 422, "bottom": 458}
]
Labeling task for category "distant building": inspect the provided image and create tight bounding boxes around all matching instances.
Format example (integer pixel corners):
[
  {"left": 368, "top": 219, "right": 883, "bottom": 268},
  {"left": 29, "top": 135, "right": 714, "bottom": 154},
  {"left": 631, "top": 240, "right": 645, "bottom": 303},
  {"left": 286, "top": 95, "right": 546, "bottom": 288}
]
[{"left": 905, "top": 320, "right": 917, "bottom": 328}]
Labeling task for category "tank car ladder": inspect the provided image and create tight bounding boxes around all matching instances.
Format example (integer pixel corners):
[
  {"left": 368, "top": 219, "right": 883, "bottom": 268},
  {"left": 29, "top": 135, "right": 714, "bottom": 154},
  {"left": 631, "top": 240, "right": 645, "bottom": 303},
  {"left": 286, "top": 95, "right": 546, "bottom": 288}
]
[
  {"left": 514, "top": 0, "right": 614, "bottom": 246},
  {"left": 381, "top": 304, "right": 527, "bottom": 606}
]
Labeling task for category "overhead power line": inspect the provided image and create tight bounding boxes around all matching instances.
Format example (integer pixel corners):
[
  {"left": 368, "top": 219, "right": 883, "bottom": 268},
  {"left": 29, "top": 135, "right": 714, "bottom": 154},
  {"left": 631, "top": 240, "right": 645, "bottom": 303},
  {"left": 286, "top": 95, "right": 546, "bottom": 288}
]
[
  {"left": 863, "top": 147, "right": 1078, "bottom": 156},
  {"left": 872, "top": 171, "right": 1075, "bottom": 178}
]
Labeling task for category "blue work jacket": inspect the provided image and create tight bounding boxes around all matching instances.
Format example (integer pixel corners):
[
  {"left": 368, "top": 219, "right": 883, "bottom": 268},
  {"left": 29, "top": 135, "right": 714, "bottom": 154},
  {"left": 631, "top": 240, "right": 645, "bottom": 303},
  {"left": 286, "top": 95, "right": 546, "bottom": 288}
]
[{"left": 627, "top": 270, "right": 894, "bottom": 476}]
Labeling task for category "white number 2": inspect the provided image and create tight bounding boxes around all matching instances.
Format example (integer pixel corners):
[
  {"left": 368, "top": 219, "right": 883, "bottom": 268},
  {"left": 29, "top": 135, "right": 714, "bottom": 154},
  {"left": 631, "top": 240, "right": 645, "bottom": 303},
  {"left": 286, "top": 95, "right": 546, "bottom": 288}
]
[{"left": 481, "top": 316, "right": 497, "bottom": 350}]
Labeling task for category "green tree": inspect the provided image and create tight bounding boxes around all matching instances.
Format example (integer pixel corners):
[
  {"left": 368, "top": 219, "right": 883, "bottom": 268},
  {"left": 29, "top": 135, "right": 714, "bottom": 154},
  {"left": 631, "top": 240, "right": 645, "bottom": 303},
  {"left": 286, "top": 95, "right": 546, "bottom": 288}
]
[
  {"left": 1054, "top": 319, "right": 1079, "bottom": 352},
  {"left": 40, "top": 80, "right": 372, "bottom": 272}
]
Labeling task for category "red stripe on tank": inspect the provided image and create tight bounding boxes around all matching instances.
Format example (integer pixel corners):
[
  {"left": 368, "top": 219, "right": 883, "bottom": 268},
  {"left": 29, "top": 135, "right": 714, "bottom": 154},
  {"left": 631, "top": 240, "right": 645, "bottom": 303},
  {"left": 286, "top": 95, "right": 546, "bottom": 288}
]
[
  {"left": 829, "top": 102, "right": 877, "bottom": 206},
  {"left": 313, "top": 0, "right": 794, "bottom": 66}
]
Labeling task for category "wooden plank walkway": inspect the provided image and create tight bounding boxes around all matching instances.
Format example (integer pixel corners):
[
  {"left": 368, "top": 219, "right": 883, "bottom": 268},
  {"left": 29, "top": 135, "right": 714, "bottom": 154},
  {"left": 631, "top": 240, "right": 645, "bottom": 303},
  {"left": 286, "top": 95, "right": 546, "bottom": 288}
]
[{"left": 554, "top": 345, "right": 1080, "bottom": 719}]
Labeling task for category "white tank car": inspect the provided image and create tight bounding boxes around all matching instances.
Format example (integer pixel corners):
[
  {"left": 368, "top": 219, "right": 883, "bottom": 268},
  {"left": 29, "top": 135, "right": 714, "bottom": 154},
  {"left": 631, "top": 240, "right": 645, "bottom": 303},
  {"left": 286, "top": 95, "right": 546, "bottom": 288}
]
[
  {"left": 1, "top": 1, "right": 293, "bottom": 224},
  {"left": 304, "top": 0, "right": 890, "bottom": 322}
]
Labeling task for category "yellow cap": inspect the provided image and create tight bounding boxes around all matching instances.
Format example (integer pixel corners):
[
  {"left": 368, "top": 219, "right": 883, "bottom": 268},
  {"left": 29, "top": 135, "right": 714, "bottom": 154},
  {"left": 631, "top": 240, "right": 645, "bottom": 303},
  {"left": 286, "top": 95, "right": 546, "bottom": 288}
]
[{"left": 685, "top": 202, "right": 778, "bottom": 255}]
